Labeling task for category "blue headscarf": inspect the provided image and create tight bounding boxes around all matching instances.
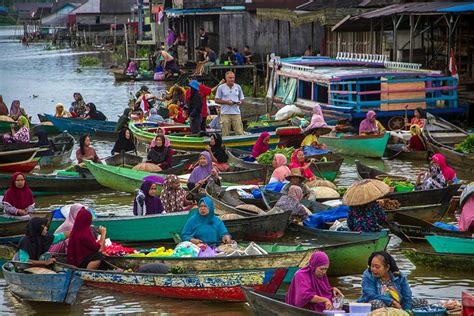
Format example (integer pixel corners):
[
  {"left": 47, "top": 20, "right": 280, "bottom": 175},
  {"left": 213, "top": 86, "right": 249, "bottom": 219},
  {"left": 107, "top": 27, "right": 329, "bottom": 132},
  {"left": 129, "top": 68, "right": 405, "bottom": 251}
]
[{"left": 180, "top": 197, "right": 230, "bottom": 245}]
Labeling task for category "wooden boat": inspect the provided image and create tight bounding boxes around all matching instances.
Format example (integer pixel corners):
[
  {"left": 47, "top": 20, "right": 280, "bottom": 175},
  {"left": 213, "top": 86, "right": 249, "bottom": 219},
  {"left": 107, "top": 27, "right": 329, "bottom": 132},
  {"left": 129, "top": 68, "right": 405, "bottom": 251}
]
[
  {"left": 0, "top": 219, "right": 29, "bottom": 237},
  {"left": 0, "top": 171, "right": 105, "bottom": 196},
  {"left": 0, "top": 142, "right": 46, "bottom": 164},
  {"left": 74, "top": 267, "right": 287, "bottom": 301},
  {"left": 242, "top": 286, "right": 320, "bottom": 316},
  {"left": 0, "top": 119, "right": 59, "bottom": 135},
  {"left": 0, "top": 235, "right": 22, "bottom": 245},
  {"left": 402, "top": 248, "right": 474, "bottom": 271},
  {"left": 424, "top": 114, "right": 474, "bottom": 174},
  {"left": 2, "top": 262, "right": 83, "bottom": 304},
  {"left": 0, "top": 157, "right": 40, "bottom": 173},
  {"left": 385, "top": 146, "right": 429, "bottom": 161},
  {"left": 129, "top": 120, "right": 281, "bottom": 152},
  {"left": 0, "top": 246, "right": 15, "bottom": 265},
  {"left": 386, "top": 213, "right": 473, "bottom": 243},
  {"left": 104, "top": 152, "right": 143, "bottom": 167},
  {"left": 111, "top": 68, "right": 154, "bottom": 82},
  {"left": 44, "top": 114, "right": 118, "bottom": 136},
  {"left": 425, "top": 235, "right": 474, "bottom": 255},
  {"left": 318, "top": 133, "right": 389, "bottom": 158},
  {"left": 206, "top": 186, "right": 291, "bottom": 241},
  {"left": 308, "top": 155, "right": 344, "bottom": 181},
  {"left": 355, "top": 160, "right": 461, "bottom": 207},
  {"left": 37, "top": 132, "right": 74, "bottom": 168}
]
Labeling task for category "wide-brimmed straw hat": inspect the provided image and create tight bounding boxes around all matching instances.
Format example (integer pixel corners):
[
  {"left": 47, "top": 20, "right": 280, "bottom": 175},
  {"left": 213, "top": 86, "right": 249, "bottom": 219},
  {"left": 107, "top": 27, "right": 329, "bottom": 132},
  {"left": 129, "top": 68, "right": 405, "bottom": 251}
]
[
  {"left": 286, "top": 168, "right": 307, "bottom": 182},
  {"left": 342, "top": 179, "right": 389, "bottom": 206}
]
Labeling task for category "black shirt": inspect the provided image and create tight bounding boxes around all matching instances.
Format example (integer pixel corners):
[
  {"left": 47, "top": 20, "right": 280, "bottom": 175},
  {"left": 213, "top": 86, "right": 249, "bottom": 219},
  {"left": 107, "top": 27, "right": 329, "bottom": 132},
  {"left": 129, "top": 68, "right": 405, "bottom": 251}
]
[{"left": 199, "top": 33, "right": 208, "bottom": 48}]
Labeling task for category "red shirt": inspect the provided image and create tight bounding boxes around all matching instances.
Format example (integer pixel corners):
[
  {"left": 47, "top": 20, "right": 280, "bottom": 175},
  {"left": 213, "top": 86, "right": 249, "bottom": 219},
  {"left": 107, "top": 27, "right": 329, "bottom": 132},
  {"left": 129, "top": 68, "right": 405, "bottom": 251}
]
[
  {"left": 409, "top": 135, "right": 426, "bottom": 151},
  {"left": 185, "top": 84, "right": 212, "bottom": 118}
]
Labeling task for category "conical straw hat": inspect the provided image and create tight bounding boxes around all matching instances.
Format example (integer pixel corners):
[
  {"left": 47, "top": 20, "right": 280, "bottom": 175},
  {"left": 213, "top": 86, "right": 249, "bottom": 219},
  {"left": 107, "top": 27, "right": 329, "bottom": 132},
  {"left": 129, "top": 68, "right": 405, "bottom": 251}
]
[{"left": 342, "top": 179, "right": 390, "bottom": 206}]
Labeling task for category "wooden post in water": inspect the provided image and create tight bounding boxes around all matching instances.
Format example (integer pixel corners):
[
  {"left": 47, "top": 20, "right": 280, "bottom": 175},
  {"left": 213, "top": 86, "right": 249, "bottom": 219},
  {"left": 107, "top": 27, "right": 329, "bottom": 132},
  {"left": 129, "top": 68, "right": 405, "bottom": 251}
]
[
  {"left": 124, "top": 24, "right": 129, "bottom": 61},
  {"left": 113, "top": 16, "right": 117, "bottom": 50},
  {"left": 252, "top": 64, "right": 257, "bottom": 97}
]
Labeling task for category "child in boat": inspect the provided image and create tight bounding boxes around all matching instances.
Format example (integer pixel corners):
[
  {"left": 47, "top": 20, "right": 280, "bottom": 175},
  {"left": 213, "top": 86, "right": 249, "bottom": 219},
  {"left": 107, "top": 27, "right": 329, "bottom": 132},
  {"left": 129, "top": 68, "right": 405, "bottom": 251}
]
[
  {"left": 2, "top": 172, "right": 35, "bottom": 217},
  {"left": 359, "top": 111, "right": 385, "bottom": 135},
  {"left": 405, "top": 107, "right": 426, "bottom": 129},
  {"left": 286, "top": 251, "right": 344, "bottom": 312}
]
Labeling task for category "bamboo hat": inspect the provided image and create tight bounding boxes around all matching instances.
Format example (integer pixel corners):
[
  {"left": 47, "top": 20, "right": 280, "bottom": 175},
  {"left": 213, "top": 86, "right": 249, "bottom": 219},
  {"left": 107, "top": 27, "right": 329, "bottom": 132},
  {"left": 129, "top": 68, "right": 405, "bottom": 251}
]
[
  {"left": 342, "top": 179, "right": 390, "bottom": 206},
  {"left": 286, "top": 168, "right": 307, "bottom": 182}
]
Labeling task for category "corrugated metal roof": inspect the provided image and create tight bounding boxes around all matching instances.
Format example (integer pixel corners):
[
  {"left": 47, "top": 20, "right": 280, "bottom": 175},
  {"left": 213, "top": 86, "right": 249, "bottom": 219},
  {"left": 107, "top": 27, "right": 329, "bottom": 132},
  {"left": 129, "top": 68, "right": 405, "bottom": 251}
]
[{"left": 357, "top": 2, "right": 474, "bottom": 19}]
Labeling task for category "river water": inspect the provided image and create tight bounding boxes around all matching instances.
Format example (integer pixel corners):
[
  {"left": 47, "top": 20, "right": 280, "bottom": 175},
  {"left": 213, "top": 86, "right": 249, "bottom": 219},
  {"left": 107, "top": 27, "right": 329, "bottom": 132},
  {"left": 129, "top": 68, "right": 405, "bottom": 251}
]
[{"left": 0, "top": 26, "right": 472, "bottom": 314}]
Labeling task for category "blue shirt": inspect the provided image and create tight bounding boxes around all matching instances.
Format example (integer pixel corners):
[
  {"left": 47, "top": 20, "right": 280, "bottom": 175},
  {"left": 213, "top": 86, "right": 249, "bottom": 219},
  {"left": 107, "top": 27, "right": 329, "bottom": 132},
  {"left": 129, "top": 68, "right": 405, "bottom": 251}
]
[
  {"left": 215, "top": 83, "right": 245, "bottom": 115},
  {"left": 235, "top": 53, "right": 244, "bottom": 65}
]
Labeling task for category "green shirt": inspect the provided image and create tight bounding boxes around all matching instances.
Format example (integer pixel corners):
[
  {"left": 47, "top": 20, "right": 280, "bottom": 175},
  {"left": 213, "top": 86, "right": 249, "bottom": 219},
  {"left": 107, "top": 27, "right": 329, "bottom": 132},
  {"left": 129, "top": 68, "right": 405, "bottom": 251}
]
[{"left": 17, "top": 233, "right": 66, "bottom": 262}]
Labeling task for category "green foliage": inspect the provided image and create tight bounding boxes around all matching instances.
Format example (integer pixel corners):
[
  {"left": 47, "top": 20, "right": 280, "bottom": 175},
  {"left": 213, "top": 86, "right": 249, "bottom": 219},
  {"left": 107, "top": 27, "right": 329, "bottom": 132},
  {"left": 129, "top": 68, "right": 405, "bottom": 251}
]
[
  {"left": 0, "top": 16, "right": 16, "bottom": 26},
  {"left": 454, "top": 135, "right": 474, "bottom": 153},
  {"left": 78, "top": 56, "right": 101, "bottom": 67},
  {"left": 240, "top": 83, "right": 266, "bottom": 98},
  {"left": 256, "top": 147, "right": 294, "bottom": 165}
]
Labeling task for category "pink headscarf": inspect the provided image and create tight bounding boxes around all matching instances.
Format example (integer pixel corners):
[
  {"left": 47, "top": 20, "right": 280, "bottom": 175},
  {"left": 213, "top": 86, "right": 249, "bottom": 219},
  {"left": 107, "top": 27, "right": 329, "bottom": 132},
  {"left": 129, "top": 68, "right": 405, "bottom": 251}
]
[
  {"left": 252, "top": 132, "right": 270, "bottom": 158},
  {"left": 304, "top": 105, "right": 328, "bottom": 133},
  {"left": 431, "top": 154, "right": 456, "bottom": 182},
  {"left": 286, "top": 251, "right": 333, "bottom": 312},
  {"left": 49, "top": 203, "right": 85, "bottom": 253},
  {"left": 289, "top": 149, "right": 315, "bottom": 180},
  {"left": 270, "top": 154, "right": 291, "bottom": 182},
  {"left": 288, "top": 185, "right": 303, "bottom": 201},
  {"left": 359, "top": 110, "right": 378, "bottom": 134},
  {"left": 150, "top": 130, "right": 171, "bottom": 148}
]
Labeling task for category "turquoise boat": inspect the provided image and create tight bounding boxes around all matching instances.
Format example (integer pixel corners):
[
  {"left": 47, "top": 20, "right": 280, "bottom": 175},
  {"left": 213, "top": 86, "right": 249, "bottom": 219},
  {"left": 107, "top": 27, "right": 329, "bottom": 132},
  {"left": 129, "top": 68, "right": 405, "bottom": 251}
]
[
  {"left": 425, "top": 235, "right": 474, "bottom": 255},
  {"left": 319, "top": 133, "right": 390, "bottom": 158},
  {"left": 44, "top": 114, "right": 118, "bottom": 135}
]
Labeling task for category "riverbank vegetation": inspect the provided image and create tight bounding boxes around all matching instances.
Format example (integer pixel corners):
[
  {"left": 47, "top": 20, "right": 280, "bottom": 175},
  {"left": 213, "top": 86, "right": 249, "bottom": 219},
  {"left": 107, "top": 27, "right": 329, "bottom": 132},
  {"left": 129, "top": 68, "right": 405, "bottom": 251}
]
[{"left": 79, "top": 56, "right": 101, "bottom": 67}]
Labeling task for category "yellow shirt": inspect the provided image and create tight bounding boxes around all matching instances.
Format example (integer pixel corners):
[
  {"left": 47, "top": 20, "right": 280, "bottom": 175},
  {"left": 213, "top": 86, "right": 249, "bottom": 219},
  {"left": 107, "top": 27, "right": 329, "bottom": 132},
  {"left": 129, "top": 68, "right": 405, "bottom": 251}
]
[
  {"left": 301, "top": 134, "right": 318, "bottom": 147},
  {"left": 376, "top": 120, "right": 386, "bottom": 132}
]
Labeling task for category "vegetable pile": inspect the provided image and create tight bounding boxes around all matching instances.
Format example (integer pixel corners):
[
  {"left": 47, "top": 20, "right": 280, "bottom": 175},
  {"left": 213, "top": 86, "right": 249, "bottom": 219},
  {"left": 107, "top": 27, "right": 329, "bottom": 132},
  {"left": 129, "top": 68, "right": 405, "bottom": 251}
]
[
  {"left": 256, "top": 147, "right": 294, "bottom": 165},
  {"left": 454, "top": 135, "right": 474, "bottom": 153},
  {"left": 382, "top": 177, "right": 413, "bottom": 188}
]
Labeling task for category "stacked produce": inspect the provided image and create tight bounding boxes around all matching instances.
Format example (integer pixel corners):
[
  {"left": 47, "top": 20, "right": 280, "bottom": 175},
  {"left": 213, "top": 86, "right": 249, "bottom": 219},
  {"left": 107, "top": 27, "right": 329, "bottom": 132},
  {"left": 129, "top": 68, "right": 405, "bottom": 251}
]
[
  {"left": 377, "top": 199, "right": 401, "bottom": 210},
  {"left": 454, "top": 135, "right": 474, "bottom": 153},
  {"left": 256, "top": 147, "right": 294, "bottom": 165}
]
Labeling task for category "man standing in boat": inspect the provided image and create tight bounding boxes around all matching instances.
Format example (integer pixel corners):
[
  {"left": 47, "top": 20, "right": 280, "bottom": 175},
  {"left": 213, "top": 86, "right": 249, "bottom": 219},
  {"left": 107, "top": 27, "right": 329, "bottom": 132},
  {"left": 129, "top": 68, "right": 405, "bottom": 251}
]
[{"left": 215, "top": 71, "right": 245, "bottom": 136}]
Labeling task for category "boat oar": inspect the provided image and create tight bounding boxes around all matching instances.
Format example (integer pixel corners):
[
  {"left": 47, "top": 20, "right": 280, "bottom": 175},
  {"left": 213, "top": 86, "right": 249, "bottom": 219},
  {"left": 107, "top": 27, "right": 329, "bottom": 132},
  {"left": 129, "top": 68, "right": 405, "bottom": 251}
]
[{"left": 383, "top": 150, "right": 404, "bottom": 160}]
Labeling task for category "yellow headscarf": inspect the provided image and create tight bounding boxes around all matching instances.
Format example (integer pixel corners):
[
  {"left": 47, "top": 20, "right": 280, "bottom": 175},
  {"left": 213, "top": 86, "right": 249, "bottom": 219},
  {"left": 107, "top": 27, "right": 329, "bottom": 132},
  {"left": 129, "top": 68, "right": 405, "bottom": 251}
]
[
  {"left": 410, "top": 124, "right": 421, "bottom": 136},
  {"left": 55, "top": 103, "right": 66, "bottom": 117},
  {"left": 168, "top": 103, "right": 179, "bottom": 118}
]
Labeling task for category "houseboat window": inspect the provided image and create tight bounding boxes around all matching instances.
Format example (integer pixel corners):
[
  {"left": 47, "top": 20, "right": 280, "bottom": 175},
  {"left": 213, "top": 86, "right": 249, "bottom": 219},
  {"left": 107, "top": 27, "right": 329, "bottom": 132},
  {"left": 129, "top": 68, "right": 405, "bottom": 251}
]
[
  {"left": 299, "top": 80, "right": 312, "bottom": 100},
  {"left": 316, "top": 84, "right": 328, "bottom": 103},
  {"left": 359, "top": 80, "right": 381, "bottom": 103},
  {"left": 95, "top": 16, "right": 100, "bottom": 24}
]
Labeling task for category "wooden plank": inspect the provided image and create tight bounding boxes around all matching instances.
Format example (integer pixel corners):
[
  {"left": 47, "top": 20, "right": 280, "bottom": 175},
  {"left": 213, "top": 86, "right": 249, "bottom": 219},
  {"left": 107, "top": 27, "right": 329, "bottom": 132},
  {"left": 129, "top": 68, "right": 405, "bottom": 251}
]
[{"left": 380, "top": 77, "right": 426, "bottom": 110}]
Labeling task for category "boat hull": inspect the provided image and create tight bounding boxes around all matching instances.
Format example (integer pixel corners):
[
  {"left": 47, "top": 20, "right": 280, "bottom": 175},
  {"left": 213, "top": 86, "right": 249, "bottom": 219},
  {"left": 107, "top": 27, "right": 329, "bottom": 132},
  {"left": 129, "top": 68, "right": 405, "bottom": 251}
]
[
  {"left": 45, "top": 114, "right": 118, "bottom": 135},
  {"left": 425, "top": 235, "right": 474, "bottom": 254},
  {"left": 402, "top": 248, "right": 474, "bottom": 271},
  {"left": 319, "top": 133, "right": 389, "bottom": 158},
  {"left": 0, "top": 158, "right": 39, "bottom": 173}
]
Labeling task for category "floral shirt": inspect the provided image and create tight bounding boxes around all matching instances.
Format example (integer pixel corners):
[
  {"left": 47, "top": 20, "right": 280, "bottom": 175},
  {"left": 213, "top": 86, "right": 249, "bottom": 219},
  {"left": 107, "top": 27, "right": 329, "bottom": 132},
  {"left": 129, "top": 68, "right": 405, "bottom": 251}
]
[
  {"left": 13, "top": 127, "right": 30, "bottom": 143},
  {"left": 348, "top": 201, "right": 386, "bottom": 232}
]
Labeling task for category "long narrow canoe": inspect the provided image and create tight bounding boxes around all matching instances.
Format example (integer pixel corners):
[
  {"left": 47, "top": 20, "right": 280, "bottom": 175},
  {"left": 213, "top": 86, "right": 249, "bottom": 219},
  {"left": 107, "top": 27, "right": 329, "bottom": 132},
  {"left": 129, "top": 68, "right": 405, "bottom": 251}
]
[
  {"left": 402, "top": 248, "right": 474, "bottom": 271},
  {"left": 423, "top": 114, "right": 474, "bottom": 174},
  {"left": 0, "top": 157, "right": 40, "bottom": 173},
  {"left": 44, "top": 114, "right": 118, "bottom": 136},
  {"left": 0, "top": 146, "right": 43, "bottom": 164},
  {"left": 242, "top": 286, "right": 319, "bottom": 316},
  {"left": 425, "top": 235, "right": 474, "bottom": 255},
  {"left": 0, "top": 219, "right": 29, "bottom": 237},
  {"left": 319, "top": 132, "right": 389, "bottom": 158},
  {"left": 385, "top": 146, "right": 429, "bottom": 161},
  {"left": 3, "top": 263, "right": 83, "bottom": 304},
  {"left": 129, "top": 120, "right": 281, "bottom": 152},
  {"left": 37, "top": 132, "right": 75, "bottom": 169},
  {"left": 74, "top": 267, "right": 287, "bottom": 301}
]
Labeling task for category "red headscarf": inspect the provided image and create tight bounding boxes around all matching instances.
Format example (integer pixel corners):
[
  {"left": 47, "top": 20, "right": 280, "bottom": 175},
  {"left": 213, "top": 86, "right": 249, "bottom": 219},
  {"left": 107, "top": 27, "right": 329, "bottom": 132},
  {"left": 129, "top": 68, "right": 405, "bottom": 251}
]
[
  {"left": 251, "top": 132, "right": 270, "bottom": 158},
  {"left": 67, "top": 208, "right": 100, "bottom": 267},
  {"left": 2, "top": 172, "right": 34, "bottom": 209},
  {"left": 289, "top": 149, "right": 315, "bottom": 180}
]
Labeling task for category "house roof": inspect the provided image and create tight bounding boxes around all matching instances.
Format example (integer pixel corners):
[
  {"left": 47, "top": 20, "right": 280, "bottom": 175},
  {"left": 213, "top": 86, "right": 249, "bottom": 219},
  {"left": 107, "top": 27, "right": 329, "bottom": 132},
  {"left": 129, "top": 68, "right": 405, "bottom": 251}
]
[
  {"left": 296, "top": 0, "right": 400, "bottom": 11},
  {"left": 70, "top": 0, "right": 135, "bottom": 15}
]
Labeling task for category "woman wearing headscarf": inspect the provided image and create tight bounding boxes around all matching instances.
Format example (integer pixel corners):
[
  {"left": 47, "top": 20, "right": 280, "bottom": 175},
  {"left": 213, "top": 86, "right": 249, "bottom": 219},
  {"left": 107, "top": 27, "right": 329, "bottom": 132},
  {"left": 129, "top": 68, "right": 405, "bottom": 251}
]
[
  {"left": 289, "top": 148, "right": 316, "bottom": 181},
  {"left": 301, "top": 105, "right": 330, "bottom": 152},
  {"left": 358, "top": 251, "right": 427, "bottom": 310},
  {"left": 49, "top": 203, "right": 85, "bottom": 253},
  {"left": 187, "top": 151, "right": 220, "bottom": 190},
  {"left": 431, "top": 153, "right": 457, "bottom": 183},
  {"left": 15, "top": 217, "right": 70, "bottom": 265},
  {"left": 54, "top": 103, "right": 71, "bottom": 118},
  {"left": 251, "top": 131, "right": 270, "bottom": 159},
  {"left": 146, "top": 134, "right": 173, "bottom": 170},
  {"left": 160, "top": 174, "right": 194, "bottom": 213},
  {"left": 35, "top": 129, "right": 54, "bottom": 157},
  {"left": 181, "top": 197, "right": 232, "bottom": 247},
  {"left": 67, "top": 209, "right": 107, "bottom": 269},
  {"left": 407, "top": 124, "right": 426, "bottom": 151},
  {"left": 274, "top": 185, "right": 311, "bottom": 222},
  {"left": 71, "top": 93, "right": 87, "bottom": 117},
  {"left": 3, "top": 115, "right": 30, "bottom": 144},
  {"left": 459, "top": 184, "right": 474, "bottom": 232},
  {"left": 115, "top": 108, "right": 132, "bottom": 131},
  {"left": 85, "top": 103, "right": 107, "bottom": 121},
  {"left": 147, "top": 107, "right": 164, "bottom": 123},
  {"left": 149, "top": 128, "right": 171, "bottom": 148},
  {"left": 359, "top": 111, "right": 385, "bottom": 135},
  {"left": 111, "top": 128, "right": 137, "bottom": 155},
  {"left": 9, "top": 100, "right": 29, "bottom": 121},
  {"left": 286, "top": 251, "right": 343, "bottom": 312},
  {"left": 206, "top": 133, "right": 229, "bottom": 171},
  {"left": 406, "top": 107, "right": 426, "bottom": 129},
  {"left": 0, "top": 95, "right": 9, "bottom": 116},
  {"left": 76, "top": 134, "right": 101, "bottom": 163},
  {"left": 2, "top": 172, "right": 35, "bottom": 217},
  {"left": 269, "top": 153, "right": 291, "bottom": 183},
  {"left": 281, "top": 168, "right": 317, "bottom": 201},
  {"left": 416, "top": 159, "right": 447, "bottom": 191},
  {"left": 133, "top": 180, "right": 164, "bottom": 216}
]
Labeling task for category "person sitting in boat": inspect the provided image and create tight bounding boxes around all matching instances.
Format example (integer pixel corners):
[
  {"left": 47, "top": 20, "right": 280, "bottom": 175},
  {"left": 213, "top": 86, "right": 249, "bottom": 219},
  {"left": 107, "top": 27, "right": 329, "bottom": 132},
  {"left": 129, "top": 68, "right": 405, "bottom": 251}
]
[
  {"left": 49, "top": 203, "right": 88, "bottom": 253},
  {"left": 187, "top": 151, "right": 220, "bottom": 191},
  {"left": 250, "top": 132, "right": 271, "bottom": 160},
  {"left": 358, "top": 251, "right": 428, "bottom": 311},
  {"left": 2, "top": 115, "right": 30, "bottom": 144},
  {"left": 301, "top": 110, "right": 331, "bottom": 156},
  {"left": 0, "top": 95, "right": 8, "bottom": 116},
  {"left": 289, "top": 148, "right": 317, "bottom": 181},
  {"left": 281, "top": 168, "right": 317, "bottom": 201},
  {"left": 286, "top": 251, "right": 344, "bottom": 312},
  {"left": 344, "top": 179, "right": 388, "bottom": 232},
  {"left": 115, "top": 108, "right": 132, "bottom": 131},
  {"left": 274, "top": 185, "right": 312, "bottom": 222},
  {"left": 34, "top": 129, "right": 54, "bottom": 157},
  {"left": 70, "top": 93, "right": 87, "bottom": 118},
  {"left": 67, "top": 208, "right": 107, "bottom": 269},
  {"left": 206, "top": 133, "right": 229, "bottom": 172},
  {"left": 156, "top": 49, "right": 181, "bottom": 79},
  {"left": 389, "top": 124, "right": 427, "bottom": 153},
  {"left": 431, "top": 153, "right": 457, "bottom": 183},
  {"left": 405, "top": 107, "right": 426, "bottom": 129},
  {"left": 76, "top": 134, "right": 101, "bottom": 164},
  {"left": 181, "top": 197, "right": 233, "bottom": 247},
  {"left": 165, "top": 84, "right": 186, "bottom": 108},
  {"left": 168, "top": 104, "right": 188, "bottom": 124},
  {"left": 9, "top": 100, "right": 29, "bottom": 121},
  {"left": 111, "top": 128, "right": 137, "bottom": 155},
  {"left": 2, "top": 172, "right": 35, "bottom": 217},
  {"left": 54, "top": 103, "right": 71, "bottom": 118},
  {"left": 15, "top": 218, "right": 70, "bottom": 266},
  {"left": 145, "top": 135, "right": 173, "bottom": 171},
  {"left": 133, "top": 180, "right": 164, "bottom": 216},
  {"left": 415, "top": 160, "right": 446, "bottom": 191},
  {"left": 459, "top": 184, "right": 474, "bottom": 232},
  {"left": 359, "top": 111, "right": 386, "bottom": 135},
  {"left": 126, "top": 59, "right": 138, "bottom": 76},
  {"left": 269, "top": 154, "right": 291, "bottom": 183},
  {"left": 160, "top": 174, "right": 194, "bottom": 213},
  {"left": 147, "top": 107, "right": 164, "bottom": 123},
  {"left": 84, "top": 103, "right": 107, "bottom": 121}
]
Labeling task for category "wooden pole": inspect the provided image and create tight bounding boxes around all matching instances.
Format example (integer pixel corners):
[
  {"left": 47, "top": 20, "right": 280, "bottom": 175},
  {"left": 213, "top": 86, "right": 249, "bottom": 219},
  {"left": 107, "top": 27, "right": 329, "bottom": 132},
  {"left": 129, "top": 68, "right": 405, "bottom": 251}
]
[
  {"left": 113, "top": 16, "right": 117, "bottom": 50},
  {"left": 252, "top": 64, "right": 257, "bottom": 97},
  {"left": 124, "top": 23, "right": 129, "bottom": 61},
  {"left": 409, "top": 15, "right": 414, "bottom": 63}
]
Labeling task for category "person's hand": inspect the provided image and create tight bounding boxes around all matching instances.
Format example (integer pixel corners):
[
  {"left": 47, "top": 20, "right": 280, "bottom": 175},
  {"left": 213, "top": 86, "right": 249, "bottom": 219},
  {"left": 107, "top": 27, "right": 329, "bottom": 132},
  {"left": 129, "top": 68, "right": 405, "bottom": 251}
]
[
  {"left": 227, "top": 100, "right": 234, "bottom": 105},
  {"left": 197, "top": 179, "right": 206, "bottom": 186},
  {"left": 45, "top": 257, "right": 56, "bottom": 265},
  {"left": 332, "top": 287, "right": 344, "bottom": 297},
  {"left": 17, "top": 209, "right": 27, "bottom": 216},
  {"left": 222, "top": 235, "right": 232, "bottom": 244},
  {"left": 205, "top": 145, "right": 211, "bottom": 151},
  {"left": 309, "top": 158, "right": 316, "bottom": 164},
  {"left": 324, "top": 298, "right": 333, "bottom": 310},
  {"left": 10, "top": 124, "right": 15, "bottom": 129},
  {"left": 219, "top": 79, "right": 225, "bottom": 84},
  {"left": 98, "top": 226, "right": 107, "bottom": 235},
  {"left": 392, "top": 300, "right": 401, "bottom": 309}
]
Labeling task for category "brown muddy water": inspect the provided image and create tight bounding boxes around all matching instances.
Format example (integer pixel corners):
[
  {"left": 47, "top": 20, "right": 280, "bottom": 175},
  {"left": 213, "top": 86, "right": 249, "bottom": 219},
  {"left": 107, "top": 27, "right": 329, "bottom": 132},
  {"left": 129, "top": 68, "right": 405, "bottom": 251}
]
[{"left": 0, "top": 26, "right": 472, "bottom": 314}]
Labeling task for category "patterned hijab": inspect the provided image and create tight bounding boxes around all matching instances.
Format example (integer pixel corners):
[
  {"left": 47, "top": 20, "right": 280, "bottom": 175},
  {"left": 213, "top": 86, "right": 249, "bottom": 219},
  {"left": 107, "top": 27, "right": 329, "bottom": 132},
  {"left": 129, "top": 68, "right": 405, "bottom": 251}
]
[{"left": 160, "top": 174, "right": 187, "bottom": 213}]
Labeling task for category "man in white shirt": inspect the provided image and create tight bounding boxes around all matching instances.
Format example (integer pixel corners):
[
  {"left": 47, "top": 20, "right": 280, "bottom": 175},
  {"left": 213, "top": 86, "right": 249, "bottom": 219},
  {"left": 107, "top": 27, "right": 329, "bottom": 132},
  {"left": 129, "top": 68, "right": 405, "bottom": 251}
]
[{"left": 215, "top": 71, "right": 245, "bottom": 136}]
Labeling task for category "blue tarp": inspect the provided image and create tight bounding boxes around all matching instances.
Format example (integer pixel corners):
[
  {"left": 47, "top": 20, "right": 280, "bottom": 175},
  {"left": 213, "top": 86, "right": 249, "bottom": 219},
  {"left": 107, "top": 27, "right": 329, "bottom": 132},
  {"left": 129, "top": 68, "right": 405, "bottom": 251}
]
[
  {"left": 438, "top": 3, "right": 474, "bottom": 12},
  {"left": 303, "top": 205, "right": 349, "bottom": 229},
  {"left": 0, "top": 6, "right": 8, "bottom": 13}
]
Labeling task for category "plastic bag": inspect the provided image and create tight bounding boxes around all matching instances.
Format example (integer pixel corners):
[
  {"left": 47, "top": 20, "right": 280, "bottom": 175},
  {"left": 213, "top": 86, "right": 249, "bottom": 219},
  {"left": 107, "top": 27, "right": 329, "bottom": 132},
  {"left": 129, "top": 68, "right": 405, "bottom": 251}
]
[
  {"left": 275, "top": 105, "right": 303, "bottom": 121},
  {"left": 172, "top": 241, "right": 200, "bottom": 258}
]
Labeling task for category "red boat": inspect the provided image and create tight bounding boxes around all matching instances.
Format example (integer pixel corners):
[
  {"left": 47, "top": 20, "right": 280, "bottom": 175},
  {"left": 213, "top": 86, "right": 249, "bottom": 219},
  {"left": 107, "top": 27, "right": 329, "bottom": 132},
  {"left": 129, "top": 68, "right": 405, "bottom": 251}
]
[
  {"left": 75, "top": 267, "right": 287, "bottom": 301},
  {"left": 0, "top": 158, "right": 40, "bottom": 173}
]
